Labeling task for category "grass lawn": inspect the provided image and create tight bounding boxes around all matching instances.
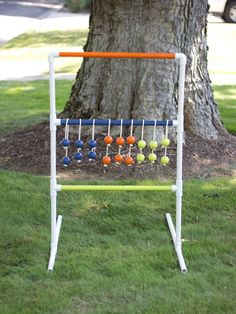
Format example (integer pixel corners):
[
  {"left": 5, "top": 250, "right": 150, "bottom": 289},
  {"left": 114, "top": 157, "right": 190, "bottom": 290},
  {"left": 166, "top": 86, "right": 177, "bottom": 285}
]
[
  {"left": 0, "top": 170, "right": 235, "bottom": 313},
  {"left": 213, "top": 85, "right": 236, "bottom": 135},
  {"left": 2, "top": 30, "right": 89, "bottom": 49},
  {"left": 0, "top": 80, "right": 71, "bottom": 135},
  {"left": 0, "top": 30, "right": 88, "bottom": 78},
  {"left": 0, "top": 80, "right": 235, "bottom": 135}
]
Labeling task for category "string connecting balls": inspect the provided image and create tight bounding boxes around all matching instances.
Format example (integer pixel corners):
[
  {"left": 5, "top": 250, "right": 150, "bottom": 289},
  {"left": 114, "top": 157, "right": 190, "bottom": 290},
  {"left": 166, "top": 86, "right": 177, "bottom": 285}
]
[
  {"left": 74, "top": 119, "right": 84, "bottom": 162},
  {"left": 88, "top": 119, "right": 97, "bottom": 149},
  {"left": 62, "top": 119, "right": 71, "bottom": 166},
  {"left": 136, "top": 120, "right": 146, "bottom": 164},
  {"left": 125, "top": 119, "right": 135, "bottom": 166},
  {"left": 115, "top": 119, "right": 124, "bottom": 164},
  {"left": 148, "top": 120, "right": 158, "bottom": 163},
  {"left": 127, "top": 118, "right": 136, "bottom": 145},
  {"left": 161, "top": 120, "right": 170, "bottom": 166},
  {"left": 88, "top": 119, "right": 97, "bottom": 161},
  {"left": 102, "top": 119, "right": 112, "bottom": 167}
]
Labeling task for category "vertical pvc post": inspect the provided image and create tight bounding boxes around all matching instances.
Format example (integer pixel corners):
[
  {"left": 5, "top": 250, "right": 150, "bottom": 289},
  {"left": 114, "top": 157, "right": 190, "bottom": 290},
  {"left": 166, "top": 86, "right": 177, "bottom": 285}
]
[
  {"left": 48, "top": 51, "right": 62, "bottom": 271},
  {"left": 175, "top": 53, "right": 187, "bottom": 272}
]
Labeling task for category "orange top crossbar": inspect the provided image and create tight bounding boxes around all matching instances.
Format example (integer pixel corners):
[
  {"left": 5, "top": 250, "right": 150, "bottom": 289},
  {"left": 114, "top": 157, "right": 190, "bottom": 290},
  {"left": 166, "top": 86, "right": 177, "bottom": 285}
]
[{"left": 58, "top": 51, "right": 176, "bottom": 59}]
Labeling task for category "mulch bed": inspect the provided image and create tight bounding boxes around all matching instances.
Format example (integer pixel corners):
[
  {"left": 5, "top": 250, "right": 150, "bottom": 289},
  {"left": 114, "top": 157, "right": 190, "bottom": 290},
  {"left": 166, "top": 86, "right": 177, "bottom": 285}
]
[{"left": 0, "top": 121, "right": 235, "bottom": 180}]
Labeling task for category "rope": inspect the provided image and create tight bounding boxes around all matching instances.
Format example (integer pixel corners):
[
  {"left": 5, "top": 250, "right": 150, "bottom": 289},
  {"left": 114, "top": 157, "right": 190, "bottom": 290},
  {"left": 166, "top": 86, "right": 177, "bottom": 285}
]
[
  {"left": 92, "top": 119, "right": 95, "bottom": 140},
  {"left": 118, "top": 119, "right": 123, "bottom": 155},
  {"left": 65, "top": 119, "right": 69, "bottom": 157},
  {"left": 141, "top": 119, "right": 145, "bottom": 140},
  {"left": 130, "top": 119, "right": 134, "bottom": 136},
  {"left": 119, "top": 119, "right": 123, "bottom": 137},
  {"left": 164, "top": 119, "right": 169, "bottom": 157},
  {"left": 152, "top": 119, "right": 157, "bottom": 141},
  {"left": 106, "top": 119, "right": 111, "bottom": 156},
  {"left": 78, "top": 118, "right": 82, "bottom": 141},
  {"left": 165, "top": 119, "right": 169, "bottom": 139},
  {"left": 128, "top": 119, "right": 134, "bottom": 157}
]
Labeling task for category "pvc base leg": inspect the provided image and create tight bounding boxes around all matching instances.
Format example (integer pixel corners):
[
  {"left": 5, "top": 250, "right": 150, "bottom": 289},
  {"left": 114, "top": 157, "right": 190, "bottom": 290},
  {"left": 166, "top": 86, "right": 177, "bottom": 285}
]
[
  {"left": 166, "top": 213, "right": 187, "bottom": 273},
  {"left": 48, "top": 215, "right": 62, "bottom": 271}
]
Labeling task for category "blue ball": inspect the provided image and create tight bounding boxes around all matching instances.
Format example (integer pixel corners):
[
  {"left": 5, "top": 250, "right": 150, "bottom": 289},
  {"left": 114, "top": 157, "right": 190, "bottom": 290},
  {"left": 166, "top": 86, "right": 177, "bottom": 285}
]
[
  {"left": 74, "top": 152, "right": 83, "bottom": 161},
  {"left": 88, "top": 151, "right": 97, "bottom": 160},
  {"left": 75, "top": 139, "right": 84, "bottom": 149},
  {"left": 62, "top": 156, "right": 70, "bottom": 166},
  {"left": 61, "top": 138, "right": 70, "bottom": 147},
  {"left": 88, "top": 139, "right": 97, "bottom": 149}
]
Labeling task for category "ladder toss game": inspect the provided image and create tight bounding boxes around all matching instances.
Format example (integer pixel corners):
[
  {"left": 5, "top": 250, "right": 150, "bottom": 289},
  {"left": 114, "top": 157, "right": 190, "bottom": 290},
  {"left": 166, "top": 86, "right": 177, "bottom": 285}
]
[{"left": 48, "top": 51, "right": 187, "bottom": 273}]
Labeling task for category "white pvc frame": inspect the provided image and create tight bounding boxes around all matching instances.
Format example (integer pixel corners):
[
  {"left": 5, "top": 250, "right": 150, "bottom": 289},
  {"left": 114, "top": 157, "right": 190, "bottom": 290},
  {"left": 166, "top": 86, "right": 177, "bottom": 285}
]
[{"left": 48, "top": 51, "right": 187, "bottom": 273}]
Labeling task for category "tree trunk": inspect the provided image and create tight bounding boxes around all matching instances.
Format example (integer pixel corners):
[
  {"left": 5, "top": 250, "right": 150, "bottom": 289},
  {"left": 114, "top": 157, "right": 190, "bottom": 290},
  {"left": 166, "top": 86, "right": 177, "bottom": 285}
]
[{"left": 62, "top": 0, "right": 226, "bottom": 140}]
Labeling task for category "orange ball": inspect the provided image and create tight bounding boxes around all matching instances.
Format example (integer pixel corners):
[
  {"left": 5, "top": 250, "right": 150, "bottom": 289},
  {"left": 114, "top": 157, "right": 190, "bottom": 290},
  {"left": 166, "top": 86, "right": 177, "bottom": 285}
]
[
  {"left": 104, "top": 135, "right": 113, "bottom": 145},
  {"left": 125, "top": 156, "right": 134, "bottom": 166},
  {"left": 116, "top": 137, "right": 125, "bottom": 146},
  {"left": 102, "top": 155, "right": 111, "bottom": 166},
  {"left": 114, "top": 154, "right": 124, "bottom": 164},
  {"left": 127, "top": 135, "right": 136, "bottom": 145}
]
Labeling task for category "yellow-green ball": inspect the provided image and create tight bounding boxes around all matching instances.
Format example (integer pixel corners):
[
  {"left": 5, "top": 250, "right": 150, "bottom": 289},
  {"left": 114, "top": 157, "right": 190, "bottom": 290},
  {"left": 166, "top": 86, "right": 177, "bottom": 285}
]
[
  {"left": 137, "top": 153, "right": 145, "bottom": 163},
  {"left": 161, "top": 156, "right": 169, "bottom": 165},
  {"left": 161, "top": 138, "right": 170, "bottom": 147},
  {"left": 137, "top": 140, "right": 146, "bottom": 149},
  {"left": 148, "top": 153, "right": 157, "bottom": 163},
  {"left": 149, "top": 140, "right": 158, "bottom": 150}
]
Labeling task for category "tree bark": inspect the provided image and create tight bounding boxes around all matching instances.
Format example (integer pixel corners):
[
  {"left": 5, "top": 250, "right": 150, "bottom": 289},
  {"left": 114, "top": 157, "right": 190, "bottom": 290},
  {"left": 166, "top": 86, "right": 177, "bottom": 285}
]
[{"left": 62, "top": 0, "right": 226, "bottom": 140}]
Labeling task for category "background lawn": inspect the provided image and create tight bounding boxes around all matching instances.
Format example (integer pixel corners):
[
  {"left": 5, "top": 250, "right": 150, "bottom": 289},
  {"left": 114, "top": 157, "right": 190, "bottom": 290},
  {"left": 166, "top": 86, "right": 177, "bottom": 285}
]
[
  {"left": 0, "top": 80, "right": 71, "bottom": 135},
  {"left": 0, "top": 29, "right": 235, "bottom": 134},
  {"left": 213, "top": 85, "right": 236, "bottom": 135},
  {"left": 0, "top": 80, "right": 235, "bottom": 135}
]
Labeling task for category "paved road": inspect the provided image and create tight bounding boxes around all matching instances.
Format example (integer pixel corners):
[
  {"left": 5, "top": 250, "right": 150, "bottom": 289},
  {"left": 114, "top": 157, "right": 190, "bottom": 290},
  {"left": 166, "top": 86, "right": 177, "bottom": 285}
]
[
  {"left": 1, "top": 2, "right": 235, "bottom": 84},
  {"left": 0, "top": 1, "right": 89, "bottom": 46},
  {"left": 0, "top": 0, "right": 64, "bottom": 18},
  {"left": 0, "top": 1, "right": 89, "bottom": 81},
  {"left": 0, "top": 3, "right": 52, "bottom": 19}
]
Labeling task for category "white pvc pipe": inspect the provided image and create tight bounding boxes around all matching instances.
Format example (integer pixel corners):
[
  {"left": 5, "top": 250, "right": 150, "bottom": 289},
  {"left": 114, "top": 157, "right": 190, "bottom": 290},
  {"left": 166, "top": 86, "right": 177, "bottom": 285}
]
[
  {"left": 166, "top": 213, "right": 176, "bottom": 245},
  {"left": 48, "top": 215, "right": 62, "bottom": 271},
  {"left": 165, "top": 53, "right": 187, "bottom": 273},
  {"left": 47, "top": 50, "right": 188, "bottom": 274},
  {"left": 165, "top": 213, "right": 187, "bottom": 273},
  {"left": 48, "top": 52, "right": 63, "bottom": 272},
  {"left": 172, "top": 120, "right": 179, "bottom": 127},
  {"left": 175, "top": 55, "right": 186, "bottom": 251},
  {"left": 176, "top": 249, "right": 187, "bottom": 273}
]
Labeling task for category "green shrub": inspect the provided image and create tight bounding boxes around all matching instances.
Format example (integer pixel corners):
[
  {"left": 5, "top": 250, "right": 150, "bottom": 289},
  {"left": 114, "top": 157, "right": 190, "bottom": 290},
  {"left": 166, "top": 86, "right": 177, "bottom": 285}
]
[{"left": 65, "top": 0, "right": 91, "bottom": 12}]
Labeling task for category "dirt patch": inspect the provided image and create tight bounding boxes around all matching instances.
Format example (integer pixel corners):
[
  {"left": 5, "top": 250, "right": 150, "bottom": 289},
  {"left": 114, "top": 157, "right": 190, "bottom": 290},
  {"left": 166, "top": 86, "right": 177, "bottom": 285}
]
[{"left": 0, "top": 121, "right": 235, "bottom": 180}]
